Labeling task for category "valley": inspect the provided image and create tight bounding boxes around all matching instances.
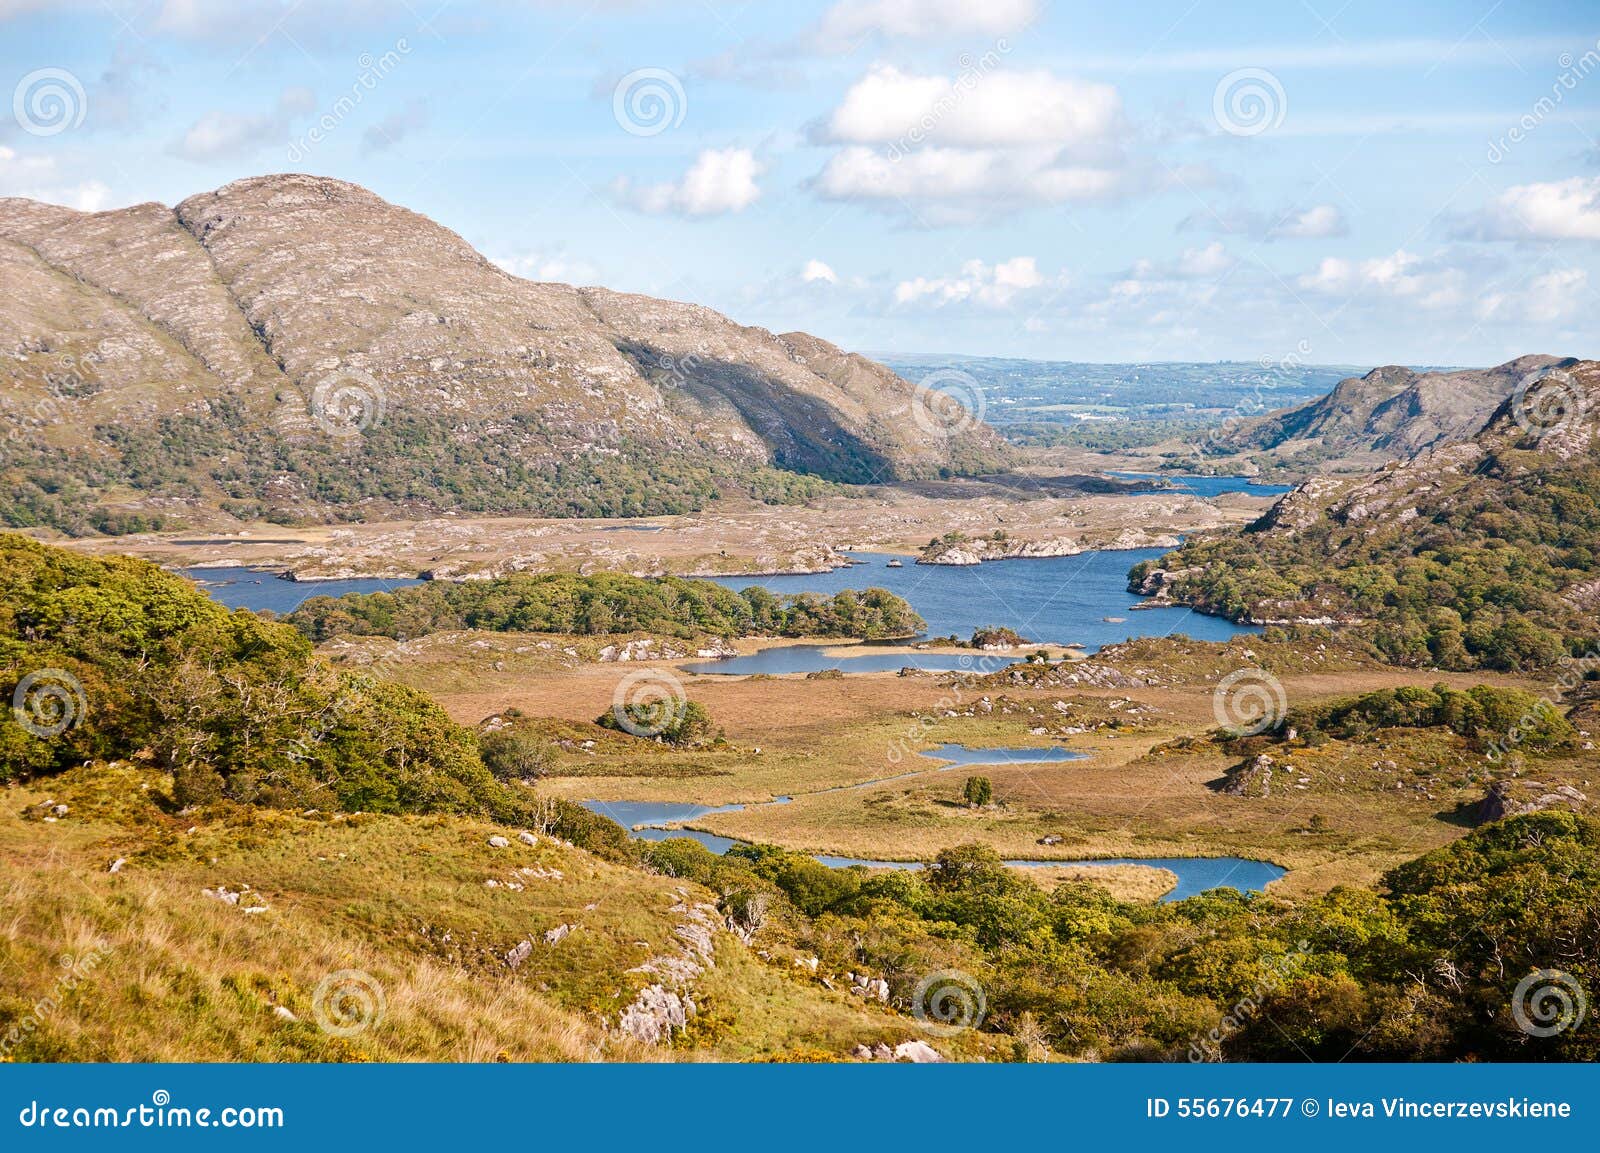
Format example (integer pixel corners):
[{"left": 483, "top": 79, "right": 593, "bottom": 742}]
[{"left": 3, "top": 181, "right": 1597, "bottom": 1066}]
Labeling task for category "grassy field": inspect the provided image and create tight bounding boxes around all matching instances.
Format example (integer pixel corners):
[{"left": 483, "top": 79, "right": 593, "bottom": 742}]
[
  {"left": 371, "top": 631, "right": 1591, "bottom": 899},
  {"left": 0, "top": 763, "right": 956, "bottom": 1062}
]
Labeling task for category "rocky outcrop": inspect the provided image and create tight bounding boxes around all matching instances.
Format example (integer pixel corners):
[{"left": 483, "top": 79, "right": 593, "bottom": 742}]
[
  {"left": 1213, "top": 356, "right": 1574, "bottom": 467},
  {"left": 1477, "top": 779, "right": 1589, "bottom": 823},
  {"left": 1218, "top": 753, "right": 1279, "bottom": 798},
  {"left": 850, "top": 1040, "right": 947, "bottom": 1063},
  {"left": 919, "top": 529, "right": 1182, "bottom": 567},
  {"left": 617, "top": 899, "right": 721, "bottom": 1045}
]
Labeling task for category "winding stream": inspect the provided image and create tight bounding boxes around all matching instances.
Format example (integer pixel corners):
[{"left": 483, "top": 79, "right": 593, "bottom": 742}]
[{"left": 581, "top": 743, "right": 1285, "bottom": 902}]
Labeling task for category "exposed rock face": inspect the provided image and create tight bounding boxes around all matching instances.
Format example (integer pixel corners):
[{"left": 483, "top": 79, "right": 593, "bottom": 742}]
[
  {"left": 1214, "top": 355, "right": 1574, "bottom": 467},
  {"left": 1150, "top": 361, "right": 1600, "bottom": 630},
  {"left": 617, "top": 899, "right": 720, "bottom": 1045},
  {"left": 0, "top": 175, "right": 1009, "bottom": 530},
  {"left": 1219, "top": 754, "right": 1277, "bottom": 798},
  {"left": 1477, "top": 779, "right": 1589, "bottom": 823},
  {"left": 919, "top": 528, "right": 1183, "bottom": 566}
]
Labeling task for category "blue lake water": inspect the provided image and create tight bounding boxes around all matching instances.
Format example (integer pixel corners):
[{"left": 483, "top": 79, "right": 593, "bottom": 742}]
[
  {"left": 684, "top": 549, "right": 1257, "bottom": 673},
  {"left": 579, "top": 733, "right": 1283, "bottom": 902},
  {"left": 1105, "top": 472, "right": 1293, "bottom": 499},
  {"left": 580, "top": 798, "right": 1282, "bottom": 902},
  {"left": 179, "top": 567, "right": 423, "bottom": 614},
  {"left": 917, "top": 742, "right": 1086, "bottom": 767}
]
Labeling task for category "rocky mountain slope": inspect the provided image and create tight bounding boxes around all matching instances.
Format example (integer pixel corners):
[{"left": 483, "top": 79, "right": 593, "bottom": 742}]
[
  {"left": 0, "top": 175, "right": 1009, "bottom": 534},
  {"left": 1132, "top": 360, "right": 1600, "bottom": 670},
  {"left": 1209, "top": 355, "right": 1574, "bottom": 468}
]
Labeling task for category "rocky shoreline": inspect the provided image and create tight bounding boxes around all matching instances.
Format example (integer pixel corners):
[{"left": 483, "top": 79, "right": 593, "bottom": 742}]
[{"left": 918, "top": 528, "right": 1183, "bottom": 567}]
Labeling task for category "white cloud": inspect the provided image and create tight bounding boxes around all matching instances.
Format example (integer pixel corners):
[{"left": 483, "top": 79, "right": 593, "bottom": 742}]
[
  {"left": 493, "top": 251, "right": 602, "bottom": 285},
  {"left": 824, "top": 64, "right": 1120, "bottom": 149},
  {"left": 1180, "top": 202, "right": 1347, "bottom": 241},
  {"left": 170, "top": 87, "right": 314, "bottom": 161},
  {"left": 1298, "top": 248, "right": 1465, "bottom": 309},
  {"left": 801, "top": 259, "right": 838, "bottom": 284},
  {"left": 815, "top": 145, "right": 1121, "bottom": 217},
  {"left": 1275, "top": 204, "right": 1346, "bottom": 239},
  {"left": 814, "top": 64, "right": 1126, "bottom": 220},
  {"left": 894, "top": 257, "right": 1045, "bottom": 308},
  {"left": 817, "top": 0, "right": 1038, "bottom": 42},
  {"left": 619, "top": 147, "right": 763, "bottom": 217},
  {"left": 1467, "top": 177, "right": 1600, "bottom": 241},
  {"left": 0, "top": 150, "right": 114, "bottom": 211},
  {"left": 362, "top": 98, "right": 428, "bottom": 154},
  {"left": 1476, "top": 267, "right": 1588, "bottom": 325}
]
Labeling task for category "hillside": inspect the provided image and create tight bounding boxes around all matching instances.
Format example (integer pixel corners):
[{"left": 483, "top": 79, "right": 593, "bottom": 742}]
[
  {"left": 0, "top": 175, "right": 1009, "bottom": 535},
  {"left": 1207, "top": 355, "right": 1574, "bottom": 469},
  {"left": 1131, "top": 360, "right": 1600, "bottom": 670}
]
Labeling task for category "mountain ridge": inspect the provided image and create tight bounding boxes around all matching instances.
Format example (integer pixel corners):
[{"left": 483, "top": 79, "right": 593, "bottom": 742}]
[
  {"left": 1132, "top": 360, "right": 1600, "bottom": 670},
  {"left": 1208, "top": 354, "right": 1575, "bottom": 467},
  {"left": 0, "top": 174, "right": 1010, "bottom": 534}
]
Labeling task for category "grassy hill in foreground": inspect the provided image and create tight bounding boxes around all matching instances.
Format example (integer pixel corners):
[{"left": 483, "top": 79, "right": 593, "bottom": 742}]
[{"left": 4, "top": 534, "right": 1598, "bottom": 1062}]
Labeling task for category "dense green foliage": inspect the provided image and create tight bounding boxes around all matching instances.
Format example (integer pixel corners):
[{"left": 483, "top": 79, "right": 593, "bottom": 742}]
[
  {"left": 962, "top": 776, "right": 993, "bottom": 806},
  {"left": 0, "top": 398, "right": 838, "bottom": 535},
  {"left": 0, "top": 534, "right": 524, "bottom": 820},
  {"left": 645, "top": 815, "right": 1600, "bottom": 1061},
  {"left": 1130, "top": 445, "right": 1600, "bottom": 671},
  {"left": 1000, "top": 417, "right": 1216, "bottom": 451},
  {"left": 285, "top": 574, "right": 924, "bottom": 642},
  {"left": 478, "top": 729, "right": 554, "bottom": 781},
  {"left": 1282, "top": 683, "right": 1576, "bottom": 753},
  {"left": 596, "top": 698, "right": 717, "bottom": 747}
]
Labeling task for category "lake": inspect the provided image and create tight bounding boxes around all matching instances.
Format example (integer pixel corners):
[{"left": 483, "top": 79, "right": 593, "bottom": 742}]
[
  {"left": 178, "top": 566, "right": 423, "bottom": 614},
  {"left": 579, "top": 797, "right": 1283, "bottom": 902},
  {"left": 1105, "top": 472, "right": 1293, "bottom": 499},
  {"left": 685, "top": 549, "right": 1257, "bottom": 673}
]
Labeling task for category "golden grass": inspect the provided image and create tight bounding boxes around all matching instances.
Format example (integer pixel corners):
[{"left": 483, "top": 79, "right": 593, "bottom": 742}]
[
  {"left": 438, "top": 649, "right": 1576, "bottom": 899},
  {"left": 0, "top": 768, "right": 896, "bottom": 1063}
]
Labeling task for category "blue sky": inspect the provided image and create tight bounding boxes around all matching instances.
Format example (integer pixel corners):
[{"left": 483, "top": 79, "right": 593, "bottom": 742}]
[{"left": 2, "top": 0, "right": 1598, "bottom": 367}]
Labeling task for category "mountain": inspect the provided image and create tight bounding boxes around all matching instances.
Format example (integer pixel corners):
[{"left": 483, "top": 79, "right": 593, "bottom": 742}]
[
  {"left": 0, "top": 174, "right": 1010, "bottom": 534},
  {"left": 1209, "top": 355, "right": 1575, "bottom": 467},
  {"left": 1131, "top": 360, "right": 1600, "bottom": 671}
]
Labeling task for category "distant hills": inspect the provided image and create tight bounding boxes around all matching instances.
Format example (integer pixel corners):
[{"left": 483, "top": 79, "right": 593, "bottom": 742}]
[
  {"left": 1133, "top": 359, "right": 1600, "bottom": 670},
  {"left": 0, "top": 174, "right": 1008, "bottom": 534},
  {"left": 1207, "top": 356, "right": 1574, "bottom": 469}
]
